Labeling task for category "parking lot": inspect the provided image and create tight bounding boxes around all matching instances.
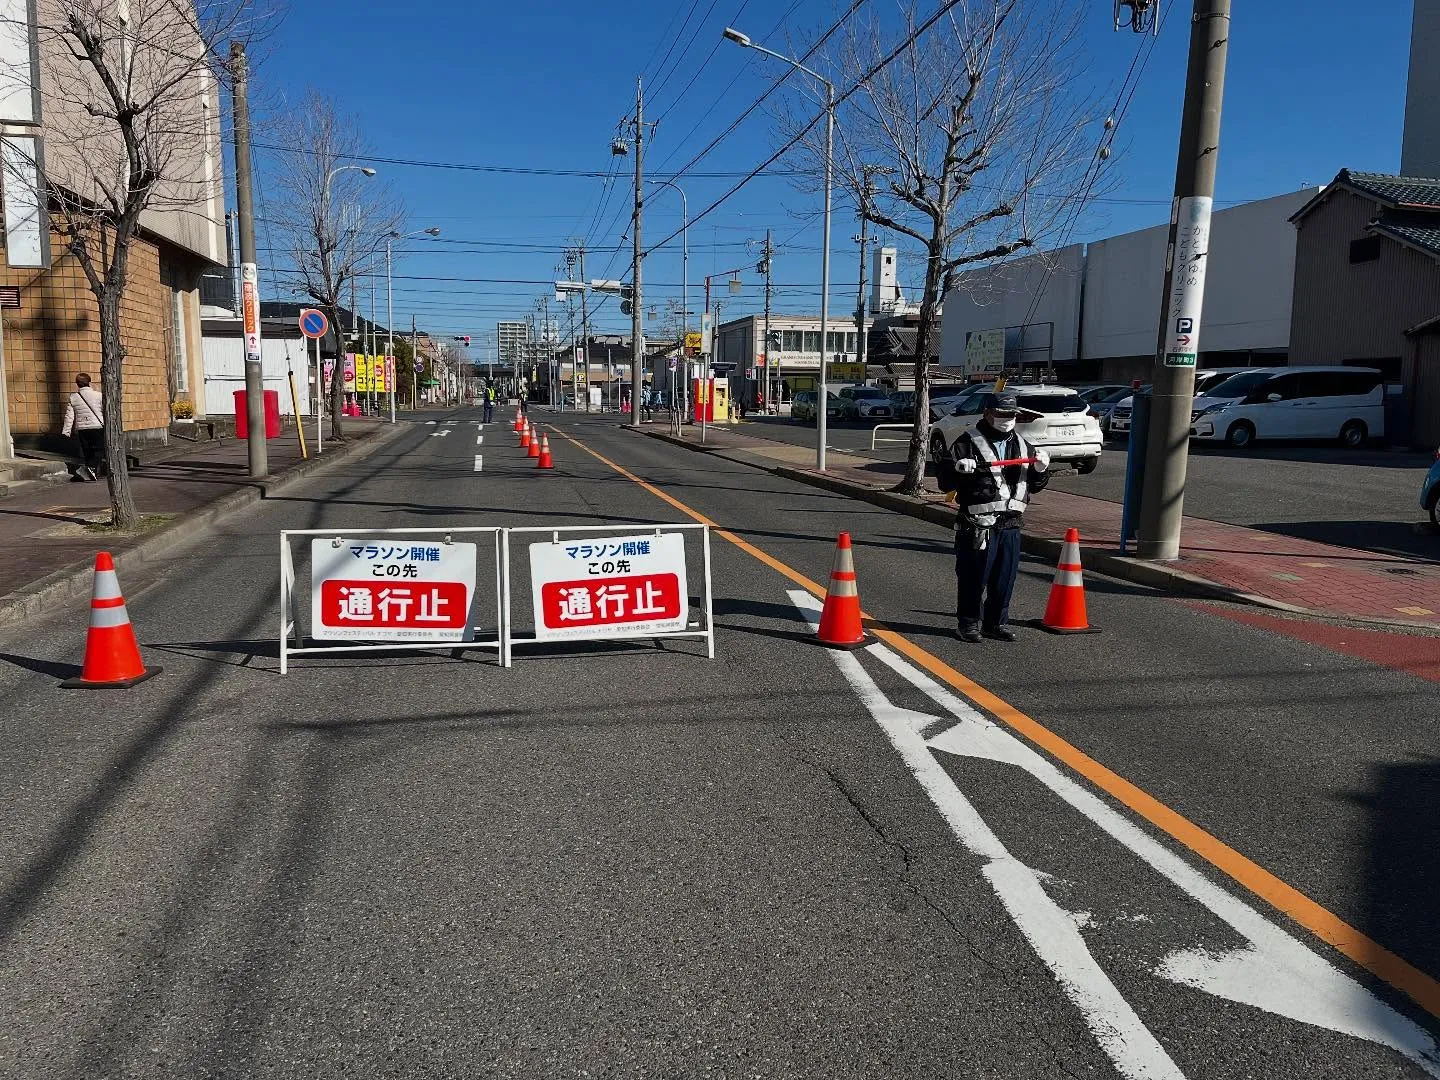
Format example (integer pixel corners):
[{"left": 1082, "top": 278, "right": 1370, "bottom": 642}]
[{"left": 738, "top": 415, "right": 1438, "bottom": 561}]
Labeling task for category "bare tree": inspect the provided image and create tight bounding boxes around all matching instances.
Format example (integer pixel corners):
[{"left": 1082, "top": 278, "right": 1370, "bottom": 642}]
[
  {"left": 268, "top": 93, "right": 403, "bottom": 440},
  {"left": 786, "top": 0, "right": 1104, "bottom": 493},
  {"left": 16, "top": 0, "right": 261, "bottom": 528}
]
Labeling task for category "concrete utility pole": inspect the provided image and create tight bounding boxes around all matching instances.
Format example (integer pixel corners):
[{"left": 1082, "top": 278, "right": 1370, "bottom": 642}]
[
  {"left": 629, "top": 77, "right": 645, "bottom": 428},
  {"left": 760, "top": 230, "right": 774, "bottom": 410},
  {"left": 1137, "top": 0, "right": 1232, "bottom": 561},
  {"left": 578, "top": 241, "right": 590, "bottom": 412},
  {"left": 230, "top": 42, "right": 266, "bottom": 478}
]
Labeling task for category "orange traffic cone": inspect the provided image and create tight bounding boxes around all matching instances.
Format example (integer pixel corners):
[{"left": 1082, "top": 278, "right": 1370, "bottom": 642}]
[
  {"left": 61, "top": 553, "right": 161, "bottom": 688},
  {"left": 527, "top": 426, "right": 542, "bottom": 458},
  {"left": 816, "top": 532, "right": 867, "bottom": 649},
  {"left": 513, "top": 408, "right": 523, "bottom": 432},
  {"left": 1039, "top": 528, "right": 1100, "bottom": 634},
  {"left": 519, "top": 421, "right": 532, "bottom": 448},
  {"left": 536, "top": 433, "right": 554, "bottom": 470}
]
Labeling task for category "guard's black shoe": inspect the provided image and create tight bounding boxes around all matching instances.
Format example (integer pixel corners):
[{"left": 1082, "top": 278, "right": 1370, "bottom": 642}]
[
  {"left": 983, "top": 625, "right": 1018, "bottom": 642},
  {"left": 956, "top": 626, "right": 983, "bottom": 643}
]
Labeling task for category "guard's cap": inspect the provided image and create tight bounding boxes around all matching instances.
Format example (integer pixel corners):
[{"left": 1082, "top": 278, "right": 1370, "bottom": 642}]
[{"left": 983, "top": 390, "right": 1019, "bottom": 414}]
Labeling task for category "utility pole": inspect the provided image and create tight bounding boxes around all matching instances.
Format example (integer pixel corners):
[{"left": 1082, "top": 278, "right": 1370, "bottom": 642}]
[
  {"left": 230, "top": 42, "right": 266, "bottom": 478},
  {"left": 578, "top": 241, "right": 590, "bottom": 412},
  {"left": 760, "top": 230, "right": 774, "bottom": 411},
  {"left": 629, "top": 77, "right": 645, "bottom": 427},
  {"left": 1137, "top": 0, "right": 1232, "bottom": 561},
  {"left": 411, "top": 315, "right": 418, "bottom": 408}
]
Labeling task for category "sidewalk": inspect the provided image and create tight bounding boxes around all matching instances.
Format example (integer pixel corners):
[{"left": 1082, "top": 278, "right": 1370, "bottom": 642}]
[
  {"left": 0, "top": 418, "right": 388, "bottom": 609},
  {"left": 638, "top": 423, "right": 1440, "bottom": 629}
]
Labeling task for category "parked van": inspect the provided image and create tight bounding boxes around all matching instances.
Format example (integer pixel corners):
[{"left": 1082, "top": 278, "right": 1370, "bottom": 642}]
[{"left": 1189, "top": 367, "right": 1386, "bottom": 448}]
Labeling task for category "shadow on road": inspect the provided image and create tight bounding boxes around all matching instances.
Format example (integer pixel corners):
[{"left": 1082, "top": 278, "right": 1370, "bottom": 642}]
[
  {"left": 1358, "top": 756, "right": 1440, "bottom": 998},
  {"left": 1255, "top": 520, "right": 1439, "bottom": 564}
]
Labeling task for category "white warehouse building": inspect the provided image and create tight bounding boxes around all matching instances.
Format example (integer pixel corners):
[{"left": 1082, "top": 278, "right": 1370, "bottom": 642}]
[{"left": 939, "top": 189, "right": 1319, "bottom": 382}]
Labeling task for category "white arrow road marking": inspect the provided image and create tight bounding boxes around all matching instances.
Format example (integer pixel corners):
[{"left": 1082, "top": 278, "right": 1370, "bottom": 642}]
[
  {"left": 473, "top": 455, "right": 483, "bottom": 472},
  {"left": 785, "top": 591, "right": 1182, "bottom": 1079},
  {"left": 787, "top": 588, "right": 1440, "bottom": 1077},
  {"left": 428, "top": 429, "right": 450, "bottom": 438}
]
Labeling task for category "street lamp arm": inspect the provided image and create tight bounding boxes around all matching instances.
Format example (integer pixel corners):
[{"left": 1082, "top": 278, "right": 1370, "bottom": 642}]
[{"left": 744, "top": 40, "right": 833, "bottom": 94}]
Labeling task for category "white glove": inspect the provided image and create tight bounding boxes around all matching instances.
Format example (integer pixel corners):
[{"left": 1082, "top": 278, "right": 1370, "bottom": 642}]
[
  {"left": 956, "top": 459, "right": 976, "bottom": 474},
  {"left": 1032, "top": 448, "right": 1050, "bottom": 472}
]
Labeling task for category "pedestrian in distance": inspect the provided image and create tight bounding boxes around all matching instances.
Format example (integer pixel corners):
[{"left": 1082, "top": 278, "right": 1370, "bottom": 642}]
[
  {"left": 61, "top": 372, "right": 105, "bottom": 482},
  {"left": 933, "top": 390, "right": 1050, "bottom": 643},
  {"left": 641, "top": 384, "right": 653, "bottom": 423}
]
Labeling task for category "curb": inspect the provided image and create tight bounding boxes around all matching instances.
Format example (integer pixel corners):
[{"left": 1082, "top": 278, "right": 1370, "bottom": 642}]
[
  {"left": 0, "top": 423, "right": 408, "bottom": 627},
  {"left": 635, "top": 426, "right": 1438, "bottom": 633}
]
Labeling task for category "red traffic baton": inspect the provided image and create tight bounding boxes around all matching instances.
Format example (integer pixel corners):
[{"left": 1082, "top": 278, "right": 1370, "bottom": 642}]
[{"left": 988, "top": 457, "right": 1036, "bottom": 467}]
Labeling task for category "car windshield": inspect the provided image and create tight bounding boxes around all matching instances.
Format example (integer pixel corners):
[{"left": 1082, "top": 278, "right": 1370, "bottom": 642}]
[
  {"left": 1101, "top": 386, "right": 1138, "bottom": 404},
  {"left": 851, "top": 387, "right": 888, "bottom": 399},
  {"left": 1203, "top": 371, "right": 1274, "bottom": 398},
  {"left": 1016, "top": 393, "right": 1087, "bottom": 415}
]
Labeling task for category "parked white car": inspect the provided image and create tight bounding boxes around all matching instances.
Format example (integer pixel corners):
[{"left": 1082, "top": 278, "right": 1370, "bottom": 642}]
[
  {"left": 1108, "top": 367, "right": 1258, "bottom": 439},
  {"left": 930, "top": 384, "right": 1104, "bottom": 474},
  {"left": 1189, "top": 367, "right": 1386, "bottom": 448}
]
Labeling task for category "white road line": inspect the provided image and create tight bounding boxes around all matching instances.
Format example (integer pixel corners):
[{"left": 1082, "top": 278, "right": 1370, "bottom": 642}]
[
  {"left": 473, "top": 455, "right": 483, "bottom": 472},
  {"left": 787, "top": 590, "right": 1184, "bottom": 1080},
  {"left": 476, "top": 435, "right": 483, "bottom": 445},
  {"left": 788, "top": 587, "right": 1440, "bottom": 1077},
  {"left": 424, "top": 420, "right": 437, "bottom": 425}
]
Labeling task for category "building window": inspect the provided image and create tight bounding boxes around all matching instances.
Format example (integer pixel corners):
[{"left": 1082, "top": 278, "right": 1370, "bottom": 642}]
[
  {"left": 1348, "top": 236, "right": 1381, "bottom": 264},
  {"left": 781, "top": 329, "right": 803, "bottom": 352},
  {"left": 803, "top": 330, "right": 821, "bottom": 352},
  {"left": 169, "top": 290, "right": 188, "bottom": 392}
]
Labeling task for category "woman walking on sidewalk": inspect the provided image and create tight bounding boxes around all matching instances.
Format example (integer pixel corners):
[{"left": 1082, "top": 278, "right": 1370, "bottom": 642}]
[{"left": 61, "top": 372, "right": 105, "bottom": 481}]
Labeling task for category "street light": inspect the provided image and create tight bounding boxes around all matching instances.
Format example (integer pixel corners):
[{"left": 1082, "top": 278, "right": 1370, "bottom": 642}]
[
  {"left": 386, "top": 226, "right": 441, "bottom": 421},
  {"left": 646, "top": 179, "right": 688, "bottom": 391},
  {"left": 724, "top": 26, "right": 834, "bottom": 470},
  {"left": 318, "top": 165, "right": 375, "bottom": 426}
]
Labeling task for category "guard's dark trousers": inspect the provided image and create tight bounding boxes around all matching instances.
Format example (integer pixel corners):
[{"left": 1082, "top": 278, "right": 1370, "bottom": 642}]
[{"left": 955, "top": 523, "right": 1021, "bottom": 631}]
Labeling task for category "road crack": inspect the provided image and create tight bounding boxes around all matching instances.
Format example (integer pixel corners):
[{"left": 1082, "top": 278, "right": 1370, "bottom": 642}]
[{"left": 809, "top": 758, "right": 1001, "bottom": 971}]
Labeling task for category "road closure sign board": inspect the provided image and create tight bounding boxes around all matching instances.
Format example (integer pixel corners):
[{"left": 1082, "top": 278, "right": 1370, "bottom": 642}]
[
  {"left": 529, "top": 533, "right": 688, "bottom": 642},
  {"left": 311, "top": 538, "right": 477, "bottom": 641}
]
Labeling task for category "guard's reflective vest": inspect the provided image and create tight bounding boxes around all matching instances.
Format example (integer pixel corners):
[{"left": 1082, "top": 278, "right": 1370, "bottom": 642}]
[{"left": 955, "top": 428, "right": 1033, "bottom": 527}]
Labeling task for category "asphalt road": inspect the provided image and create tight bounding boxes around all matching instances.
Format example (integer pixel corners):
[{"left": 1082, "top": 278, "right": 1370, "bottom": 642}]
[
  {"left": 1, "top": 407, "right": 1437, "bottom": 1078},
  {"left": 739, "top": 415, "right": 1438, "bottom": 560}
]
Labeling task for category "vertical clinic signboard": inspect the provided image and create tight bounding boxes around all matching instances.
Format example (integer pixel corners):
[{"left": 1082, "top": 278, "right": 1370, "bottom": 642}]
[
  {"left": 311, "top": 538, "right": 477, "bottom": 642},
  {"left": 1161, "top": 196, "right": 1212, "bottom": 369},
  {"left": 529, "top": 533, "right": 688, "bottom": 641},
  {"left": 241, "top": 263, "right": 261, "bottom": 364}
]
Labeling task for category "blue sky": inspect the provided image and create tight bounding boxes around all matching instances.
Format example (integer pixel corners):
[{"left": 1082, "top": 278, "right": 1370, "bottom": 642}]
[{"left": 246, "top": 1, "right": 1416, "bottom": 354}]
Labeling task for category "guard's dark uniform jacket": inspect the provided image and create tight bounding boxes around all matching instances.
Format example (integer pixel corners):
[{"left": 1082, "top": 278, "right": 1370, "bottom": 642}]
[{"left": 935, "top": 421, "right": 1049, "bottom": 633}]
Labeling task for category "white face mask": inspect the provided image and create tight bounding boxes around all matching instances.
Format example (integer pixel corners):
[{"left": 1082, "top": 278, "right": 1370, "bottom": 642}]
[{"left": 990, "top": 416, "right": 1016, "bottom": 433}]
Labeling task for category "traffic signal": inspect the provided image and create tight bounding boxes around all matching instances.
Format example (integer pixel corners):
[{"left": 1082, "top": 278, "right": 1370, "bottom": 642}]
[{"left": 620, "top": 284, "right": 633, "bottom": 317}]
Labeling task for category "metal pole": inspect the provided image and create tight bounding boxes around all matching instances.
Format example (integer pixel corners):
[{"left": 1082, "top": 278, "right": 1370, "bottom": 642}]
[
  {"left": 1136, "top": 0, "right": 1231, "bottom": 561},
  {"left": 629, "top": 77, "right": 645, "bottom": 428},
  {"left": 817, "top": 82, "right": 834, "bottom": 471},
  {"left": 856, "top": 203, "right": 869, "bottom": 370},
  {"left": 411, "top": 316, "right": 418, "bottom": 408},
  {"left": 369, "top": 275, "right": 377, "bottom": 416},
  {"left": 230, "top": 42, "right": 267, "bottom": 477},
  {"left": 314, "top": 334, "right": 322, "bottom": 453},
  {"left": 386, "top": 238, "right": 395, "bottom": 423}
]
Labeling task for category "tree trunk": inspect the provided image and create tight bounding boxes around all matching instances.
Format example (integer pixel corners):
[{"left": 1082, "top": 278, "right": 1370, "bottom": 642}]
[
  {"left": 892, "top": 249, "right": 946, "bottom": 495},
  {"left": 323, "top": 301, "right": 347, "bottom": 440},
  {"left": 98, "top": 291, "right": 138, "bottom": 529}
]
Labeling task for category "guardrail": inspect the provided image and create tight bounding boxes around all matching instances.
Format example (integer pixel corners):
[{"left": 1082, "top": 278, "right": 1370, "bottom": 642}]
[{"left": 870, "top": 423, "right": 912, "bottom": 451}]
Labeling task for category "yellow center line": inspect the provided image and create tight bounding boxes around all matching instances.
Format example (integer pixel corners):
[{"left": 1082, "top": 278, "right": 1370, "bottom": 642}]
[{"left": 547, "top": 423, "right": 1440, "bottom": 1021}]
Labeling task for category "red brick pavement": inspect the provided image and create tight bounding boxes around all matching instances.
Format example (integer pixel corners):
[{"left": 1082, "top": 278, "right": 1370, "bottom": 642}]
[
  {"left": 644, "top": 422, "right": 1440, "bottom": 628},
  {"left": 0, "top": 420, "right": 385, "bottom": 600}
]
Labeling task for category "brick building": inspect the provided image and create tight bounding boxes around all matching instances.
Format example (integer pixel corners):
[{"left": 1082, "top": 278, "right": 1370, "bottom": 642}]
[{"left": 0, "top": 2, "right": 225, "bottom": 458}]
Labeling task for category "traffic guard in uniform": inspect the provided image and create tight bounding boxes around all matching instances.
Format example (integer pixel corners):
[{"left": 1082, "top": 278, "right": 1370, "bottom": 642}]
[{"left": 934, "top": 391, "right": 1050, "bottom": 642}]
